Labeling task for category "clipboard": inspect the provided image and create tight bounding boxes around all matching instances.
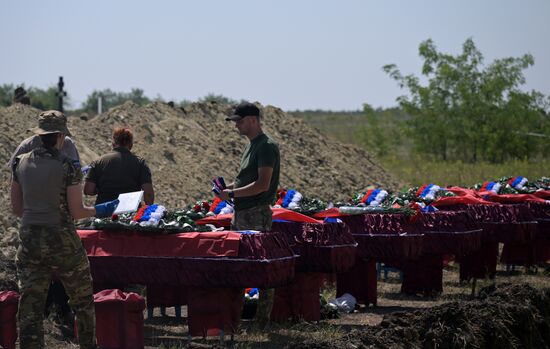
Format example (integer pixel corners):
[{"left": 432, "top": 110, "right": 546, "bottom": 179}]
[{"left": 113, "top": 190, "right": 144, "bottom": 214}]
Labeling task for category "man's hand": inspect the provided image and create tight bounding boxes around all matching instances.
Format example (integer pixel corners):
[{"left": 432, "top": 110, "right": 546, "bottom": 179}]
[{"left": 218, "top": 189, "right": 232, "bottom": 202}]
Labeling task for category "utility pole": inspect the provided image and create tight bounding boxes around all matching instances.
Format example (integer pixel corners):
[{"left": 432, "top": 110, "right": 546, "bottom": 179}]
[{"left": 56, "top": 76, "right": 67, "bottom": 113}]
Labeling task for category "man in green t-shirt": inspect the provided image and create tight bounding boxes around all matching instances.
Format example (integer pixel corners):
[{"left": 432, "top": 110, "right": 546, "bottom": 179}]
[{"left": 217, "top": 102, "right": 280, "bottom": 325}]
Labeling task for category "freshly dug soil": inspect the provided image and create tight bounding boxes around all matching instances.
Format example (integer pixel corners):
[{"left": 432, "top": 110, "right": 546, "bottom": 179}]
[{"left": 286, "top": 283, "right": 550, "bottom": 349}]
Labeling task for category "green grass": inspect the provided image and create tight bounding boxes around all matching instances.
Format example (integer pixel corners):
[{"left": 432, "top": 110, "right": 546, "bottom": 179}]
[{"left": 380, "top": 155, "right": 550, "bottom": 188}]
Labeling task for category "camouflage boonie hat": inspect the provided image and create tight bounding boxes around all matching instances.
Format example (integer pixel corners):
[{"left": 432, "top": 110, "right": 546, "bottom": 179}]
[{"left": 31, "top": 110, "right": 72, "bottom": 136}]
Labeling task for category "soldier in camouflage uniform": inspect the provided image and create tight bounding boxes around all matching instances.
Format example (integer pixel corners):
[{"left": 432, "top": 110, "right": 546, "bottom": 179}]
[
  {"left": 218, "top": 102, "right": 280, "bottom": 325},
  {"left": 10, "top": 110, "right": 119, "bottom": 349}
]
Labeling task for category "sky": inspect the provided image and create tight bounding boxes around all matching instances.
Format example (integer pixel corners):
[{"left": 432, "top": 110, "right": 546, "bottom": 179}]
[{"left": 1, "top": 0, "right": 549, "bottom": 111}]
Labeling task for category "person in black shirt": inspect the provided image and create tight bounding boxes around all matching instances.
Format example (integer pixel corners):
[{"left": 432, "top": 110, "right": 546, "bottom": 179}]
[{"left": 84, "top": 127, "right": 154, "bottom": 205}]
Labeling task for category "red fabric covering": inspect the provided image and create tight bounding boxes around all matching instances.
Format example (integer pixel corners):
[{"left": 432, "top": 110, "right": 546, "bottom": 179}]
[
  {"left": 446, "top": 187, "right": 479, "bottom": 196},
  {"left": 80, "top": 289, "right": 145, "bottom": 349},
  {"left": 534, "top": 190, "right": 550, "bottom": 199},
  {"left": 411, "top": 211, "right": 480, "bottom": 233},
  {"left": 195, "top": 214, "right": 232, "bottom": 228},
  {"left": 272, "top": 208, "right": 322, "bottom": 224},
  {"left": 433, "top": 195, "right": 494, "bottom": 207},
  {"left": 271, "top": 221, "right": 357, "bottom": 273},
  {"left": 339, "top": 213, "right": 408, "bottom": 234},
  {"left": 407, "top": 211, "right": 482, "bottom": 256},
  {"left": 336, "top": 258, "right": 377, "bottom": 306},
  {"left": 400, "top": 255, "right": 444, "bottom": 296},
  {"left": 527, "top": 202, "right": 550, "bottom": 220},
  {"left": 186, "top": 287, "right": 243, "bottom": 337},
  {"left": 0, "top": 291, "right": 19, "bottom": 349},
  {"left": 338, "top": 212, "right": 423, "bottom": 265},
  {"left": 483, "top": 193, "right": 548, "bottom": 204},
  {"left": 353, "top": 234, "right": 423, "bottom": 263},
  {"left": 496, "top": 202, "right": 550, "bottom": 267},
  {"left": 271, "top": 272, "right": 323, "bottom": 322},
  {"left": 311, "top": 208, "right": 348, "bottom": 219},
  {"left": 439, "top": 204, "right": 537, "bottom": 279},
  {"left": 78, "top": 230, "right": 296, "bottom": 289},
  {"left": 441, "top": 204, "right": 537, "bottom": 242},
  {"left": 195, "top": 208, "right": 322, "bottom": 227},
  {"left": 79, "top": 230, "right": 241, "bottom": 257}
]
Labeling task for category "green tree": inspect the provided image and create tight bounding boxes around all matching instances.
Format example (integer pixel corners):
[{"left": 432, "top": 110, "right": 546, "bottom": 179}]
[
  {"left": 198, "top": 93, "right": 239, "bottom": 104},
  {"left": 354, "top": 104, "right": 406, "bottom": 157},
  {"left": 28, "top": 86, "right": 64, "bottom": 110},
  {"left": 0, "top": 83, "right": 15, "bottom": 106},
  {"left": 82, "top": 88, "right": 151, "bottom": 113},
  {"left": 0, "top": 83, "right": 69, "bottom": 110},
  {"left": 384, "top": 38, "right": 549, "bottom": 162}
]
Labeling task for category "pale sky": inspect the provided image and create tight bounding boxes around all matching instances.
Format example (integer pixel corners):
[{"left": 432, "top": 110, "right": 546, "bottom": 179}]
[{"left": 1, "top": 0, "right": 549, "bottom": 111}]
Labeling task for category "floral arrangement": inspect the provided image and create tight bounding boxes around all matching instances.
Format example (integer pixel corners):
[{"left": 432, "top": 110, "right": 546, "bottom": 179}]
[
  {"left": 392, "top": 184, "right": 455, "bottom": 206},
  {"left": 474, "top": 176, "right": 532, "bottom": 194},
  {"left": 77, "top": 205, "right": 214, "bottom": 233}
]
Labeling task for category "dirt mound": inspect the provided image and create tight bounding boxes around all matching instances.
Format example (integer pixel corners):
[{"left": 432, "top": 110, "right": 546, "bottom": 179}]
[
  {"left": 287, "top": 283, "right": 550, "bottom": 349},
  {"left": 0, "top": 102, "right": 399, "bottom": 214},
  {"left": 68, "top": 101, "right": 400, "bottom": 207}
]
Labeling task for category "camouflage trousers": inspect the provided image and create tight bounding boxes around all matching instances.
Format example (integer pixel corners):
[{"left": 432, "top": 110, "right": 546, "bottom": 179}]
[
  {"left": 232, "top": 205, "right": 274, "bottom": 324},
  {"left": 231, "top": 204, "right": 273, "bottom": 232},
  {"left": 16, "top": 225, "right": 96, "bottom": 349}
]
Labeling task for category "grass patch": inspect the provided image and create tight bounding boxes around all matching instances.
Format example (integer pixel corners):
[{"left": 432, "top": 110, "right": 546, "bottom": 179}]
[{"left": 379, "top": 155, "right": 550, "bottom": 187}]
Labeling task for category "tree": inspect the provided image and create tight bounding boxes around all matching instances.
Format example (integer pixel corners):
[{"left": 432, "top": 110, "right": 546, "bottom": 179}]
[
  {"left": 0, "top": 84, "right": 15, "bottom": 107},
  {"left": 354, "top": 104, "right": 406, "bottom": 157},
  {"left": 28, "top": 86, "right": 64, "bottom": 111},
  {"left": 198, "top": 93, "right": 239, "bottom": 104},
  {"left": 384, "top": 38, "right": 549, "bottom": 162},
  {"left": 0, "top": 83, "right": 70, "bottom": 110},
  {"left": 82, "top": 88, "right": 151, "bottom": 113}
]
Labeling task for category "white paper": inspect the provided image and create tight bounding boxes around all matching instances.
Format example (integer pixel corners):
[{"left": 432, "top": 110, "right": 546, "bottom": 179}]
[{"left": 113, "top": 190, "right": 144, "bottom": 214}]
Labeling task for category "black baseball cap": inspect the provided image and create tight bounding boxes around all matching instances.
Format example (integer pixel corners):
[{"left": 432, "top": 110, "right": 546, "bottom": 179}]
[{"left": 226, "top": 102, "right": 260, "bottom": 121}]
